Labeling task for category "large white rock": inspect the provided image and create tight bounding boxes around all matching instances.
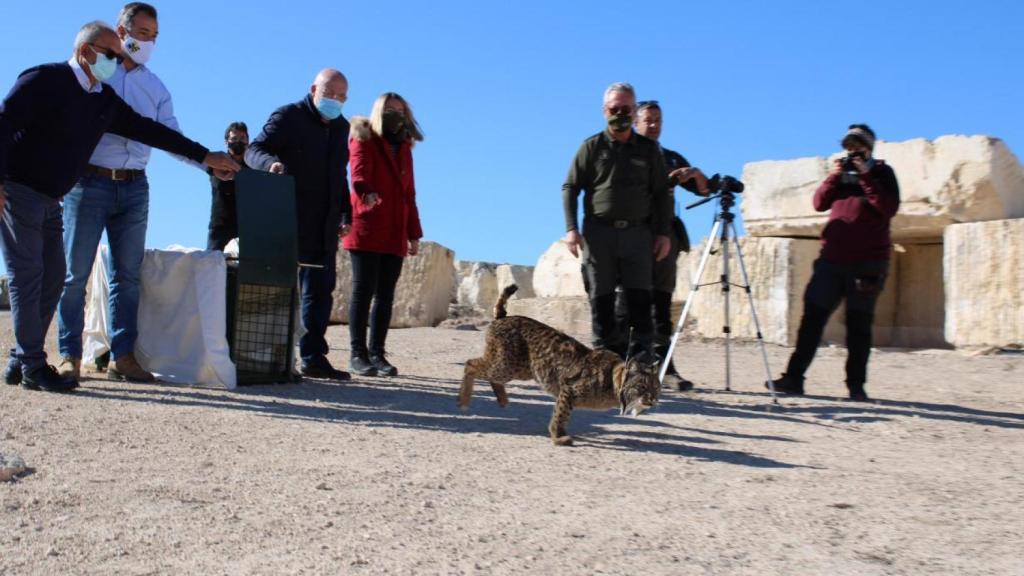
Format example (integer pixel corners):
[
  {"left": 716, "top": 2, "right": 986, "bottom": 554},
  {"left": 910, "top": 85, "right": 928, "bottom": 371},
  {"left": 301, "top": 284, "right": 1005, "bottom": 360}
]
[
  {"left": 944, "top": 219, "right": 1024, "bottom": 347},
  {"left": 682, "top": 235, "right": 947, "bottom": 348},
  {"left": 456, "top": 262, "right": 498, "bottom": 310},
  {"left": 331, "top": 241, "right": 456, "bottom": 327},
  {"left": 684, "top": 236, "right": 822, "bottom": 346},
  {"left": 741, "top": 135, "right": 1024, "bottom": 240},
  {"left": 532, "top": 241, "right": 587, "bottom": 298},
  {"left": 506, "top": 296, "right": 591, "bottom": 340},
  {"left": 496, "top": 264, "right": 535, "bottom": 298}
]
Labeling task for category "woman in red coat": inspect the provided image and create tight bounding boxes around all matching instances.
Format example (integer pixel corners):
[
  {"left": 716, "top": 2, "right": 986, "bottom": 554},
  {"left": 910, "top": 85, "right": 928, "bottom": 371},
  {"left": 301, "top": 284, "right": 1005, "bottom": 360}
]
[{"left": 343, "top": 92, "right": 424, "bottom": 376}]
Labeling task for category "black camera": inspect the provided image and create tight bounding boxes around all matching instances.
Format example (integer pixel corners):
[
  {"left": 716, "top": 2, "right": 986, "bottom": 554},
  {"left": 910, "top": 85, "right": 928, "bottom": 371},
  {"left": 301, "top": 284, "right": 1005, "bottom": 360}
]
[
  {"left": 841, "top": 151, "right": 866, "bottom": 172},
  {"left": 706, "top": 173, "right": 744, "bottom": 194}
]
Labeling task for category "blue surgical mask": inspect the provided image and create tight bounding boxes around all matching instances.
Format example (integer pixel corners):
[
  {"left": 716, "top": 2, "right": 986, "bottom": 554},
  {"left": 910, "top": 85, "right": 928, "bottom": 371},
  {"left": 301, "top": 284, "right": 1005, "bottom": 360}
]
[
  {"left": 316, "top": 97, "right": 344, "bottom": 120},
  {"left": 89, "top": 51, "right": 118, "bottom": 83}
]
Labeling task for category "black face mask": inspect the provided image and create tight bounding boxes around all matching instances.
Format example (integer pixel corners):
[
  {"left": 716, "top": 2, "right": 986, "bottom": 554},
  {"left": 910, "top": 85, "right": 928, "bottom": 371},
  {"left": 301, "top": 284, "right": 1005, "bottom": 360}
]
[
  {"left": 382, "top": 111, "right": 406, "bottom": 135},
  {"left": 227, "top": 141, "right": 246, "bottom": 155},
  {"left": 608, "top": 113, "right": 632, "bottom": 133}
]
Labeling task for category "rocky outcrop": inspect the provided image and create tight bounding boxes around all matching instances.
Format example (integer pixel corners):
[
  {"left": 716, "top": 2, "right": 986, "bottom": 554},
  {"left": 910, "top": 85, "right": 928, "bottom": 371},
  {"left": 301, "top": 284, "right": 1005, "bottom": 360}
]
[
  {"left": 741, "top": 135, "right": 1024, "bottom": 240},
  {"left": 456, "top": 262, "right": 498, "bottom": 311},
  {"left": 331, "top": 241, "right": 456, "bottom": 327},
  {"left": 944, "top": 219, "right": 1024, "bottom": 347},
  {"left": 506, "top": 296, "right": 592, "bottom": 339},
  {"left": 496, "top": 265, "right": 535, "bottom": 299},
  {"left": 682, "top": 236, "right": 946, "bottom": 348},
  {"left": 532, "top": 241, "right": 587, "bottom": 298},
  {"left": 684, "top": 237, "right": 822, "bottom": 346}
]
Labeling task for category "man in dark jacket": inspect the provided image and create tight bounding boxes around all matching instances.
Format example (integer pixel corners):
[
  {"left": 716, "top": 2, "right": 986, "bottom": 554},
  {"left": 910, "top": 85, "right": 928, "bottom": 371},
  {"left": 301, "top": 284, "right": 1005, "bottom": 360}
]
[
  {"left": 770, "top": 124, "right": 900, "bottom": 401},
  {"left": 0, "top": 22, "right": 239, "bottom": 392},
  {"left": 616, "top": 100, "right": 709, "bottom": 390},
  {"left": 245, "top": 69, "right": 352, "bottom": 380}
]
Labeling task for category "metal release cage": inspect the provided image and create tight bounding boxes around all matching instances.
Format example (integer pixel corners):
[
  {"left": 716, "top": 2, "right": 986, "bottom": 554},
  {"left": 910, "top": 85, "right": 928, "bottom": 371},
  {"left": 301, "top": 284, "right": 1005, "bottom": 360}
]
[{"left": 227, "top": 170, "right": 300, "bottom": 385}]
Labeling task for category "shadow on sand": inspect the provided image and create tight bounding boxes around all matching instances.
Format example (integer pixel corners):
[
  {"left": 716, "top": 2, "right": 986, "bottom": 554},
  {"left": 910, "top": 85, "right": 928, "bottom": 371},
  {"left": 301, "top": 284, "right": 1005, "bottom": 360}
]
[{"left": 69, "top": 373, "right": 821, "bottom": 469}]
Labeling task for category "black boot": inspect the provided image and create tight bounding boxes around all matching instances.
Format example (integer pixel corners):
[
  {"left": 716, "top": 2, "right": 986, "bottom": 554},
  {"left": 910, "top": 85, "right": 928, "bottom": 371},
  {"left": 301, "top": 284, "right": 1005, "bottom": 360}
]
[
  {"left": 349, "top": 353, "right": 378, "bottom": 377},
  {"left": 662, "top": 361, "right": 695, "bottom": 391},
  {"left": 4, "top": 358, "right": 21, "bottom": 386},
  {"left": 846, "top": 382, "right": 870, "bottom": 402},
  {"left": 369, "top": 353, "right": 398, "bottom": 377},
  {"left": 22, "top": 365, "right": 78, "bottom": 393},
  {"left": 768, "top": 373, "right": 804, "bottom": 395},
  {"left": 300, "top": 357, "right": 352, "bottom": 381}
]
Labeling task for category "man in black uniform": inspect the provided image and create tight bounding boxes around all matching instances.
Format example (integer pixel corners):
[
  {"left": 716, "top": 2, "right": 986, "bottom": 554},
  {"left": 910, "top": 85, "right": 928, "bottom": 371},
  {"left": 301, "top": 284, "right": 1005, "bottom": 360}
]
[
  {"left": 207, "top": 121, "right": 249, "bottom": 251},
  {"left": 615, "top": 100, "right": 709, "bottom": 389},
  {"left": 562, "top": 83, "right": 672, "bottom": 358}
]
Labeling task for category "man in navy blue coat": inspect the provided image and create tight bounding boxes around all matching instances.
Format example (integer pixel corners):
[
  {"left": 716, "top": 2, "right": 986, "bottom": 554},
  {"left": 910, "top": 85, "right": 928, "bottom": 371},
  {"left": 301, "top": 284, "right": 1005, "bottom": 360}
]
[
  {"left": 246, "top": 69, "right": 353, "bottom": 381},
  {"left": 0, "top": 21, "right": 239, "bottom": 392}
]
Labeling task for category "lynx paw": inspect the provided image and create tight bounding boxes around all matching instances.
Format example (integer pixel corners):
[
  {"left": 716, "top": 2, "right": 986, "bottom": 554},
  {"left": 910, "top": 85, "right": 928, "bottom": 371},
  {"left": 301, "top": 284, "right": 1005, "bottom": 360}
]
[{"left": 551, "top": 435, "right": 574, "bottom": 447}]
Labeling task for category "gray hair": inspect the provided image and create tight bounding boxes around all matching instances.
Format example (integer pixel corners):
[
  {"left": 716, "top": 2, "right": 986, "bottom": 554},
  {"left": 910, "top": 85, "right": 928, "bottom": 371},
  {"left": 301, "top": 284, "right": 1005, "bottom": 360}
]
[
  {"left": 603, "top": 82, "right": 636, "bottom": 102},
  {"left": 73, "top": 21, "right": 116, "bottom": 55}
]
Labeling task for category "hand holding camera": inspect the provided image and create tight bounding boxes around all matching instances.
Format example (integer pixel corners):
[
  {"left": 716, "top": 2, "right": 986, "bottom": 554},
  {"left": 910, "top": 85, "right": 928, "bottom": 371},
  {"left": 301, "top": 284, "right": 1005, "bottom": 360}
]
[{"left": 840, "top": 151, "right": 869, "bottom": 175}]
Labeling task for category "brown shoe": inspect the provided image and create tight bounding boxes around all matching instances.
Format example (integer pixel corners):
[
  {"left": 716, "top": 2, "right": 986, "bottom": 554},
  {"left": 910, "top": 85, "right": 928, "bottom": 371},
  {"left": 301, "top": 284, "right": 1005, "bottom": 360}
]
[
  {"left": 108, "top": 353, "right": 155, "bottom": 383},
  {"left": 57, "top": 357, "right": 81, "bottom": 380}
]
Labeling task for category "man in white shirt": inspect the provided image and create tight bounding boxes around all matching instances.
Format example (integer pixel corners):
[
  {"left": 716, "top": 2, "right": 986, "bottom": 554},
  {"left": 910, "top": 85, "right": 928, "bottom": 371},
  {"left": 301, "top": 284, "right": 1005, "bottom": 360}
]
[{"left": 55, "top": 3, "right": 207, "bottom": 382}]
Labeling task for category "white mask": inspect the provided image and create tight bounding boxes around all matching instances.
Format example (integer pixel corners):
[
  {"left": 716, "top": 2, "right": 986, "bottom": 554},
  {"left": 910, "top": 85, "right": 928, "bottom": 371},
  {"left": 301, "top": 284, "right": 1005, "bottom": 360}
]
[{"left": 122, "top": 34, "right": 155, "bottom": 65}]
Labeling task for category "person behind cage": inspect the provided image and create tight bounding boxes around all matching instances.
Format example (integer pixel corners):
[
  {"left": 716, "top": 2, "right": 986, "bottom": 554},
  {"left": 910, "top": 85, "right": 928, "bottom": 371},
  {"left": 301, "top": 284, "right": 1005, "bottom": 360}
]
[
  {"left": 207, "top": 121, "right": 250, "bottom": 251},
  {"left": 343, "top": 92, "right": 424, "bottom": 377},
  {"left": 769, "top": 124, "right": 900, "bottom": 402}
]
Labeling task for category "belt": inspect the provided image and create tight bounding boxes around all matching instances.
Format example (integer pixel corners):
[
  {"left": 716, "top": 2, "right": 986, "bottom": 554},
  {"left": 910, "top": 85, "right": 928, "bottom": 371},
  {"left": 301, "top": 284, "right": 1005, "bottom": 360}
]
[
  {"left": 85, "top": 165, "right": 146, "bottom": 182},
  {"left": 590, "top": 216, "right": 649, "bottom": 229}
]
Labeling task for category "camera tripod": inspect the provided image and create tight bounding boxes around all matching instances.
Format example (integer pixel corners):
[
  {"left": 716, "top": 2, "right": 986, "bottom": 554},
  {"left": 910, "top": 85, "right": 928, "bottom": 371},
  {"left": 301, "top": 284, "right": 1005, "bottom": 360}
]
[{"left": 659, "top": 191, "right": 778, "bottom": 402}]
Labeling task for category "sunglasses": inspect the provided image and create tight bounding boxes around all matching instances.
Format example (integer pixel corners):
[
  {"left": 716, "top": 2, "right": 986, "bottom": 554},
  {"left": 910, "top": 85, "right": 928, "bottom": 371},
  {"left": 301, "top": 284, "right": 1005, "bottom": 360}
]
[
  {"left": 637, "top": 100, "right": 660, "bottom": 110},
  {"left": 89, "top": 44, "right": 125, "bottom": 64},
  {"left": 607, "top": 105, "right": 634, "bottom": 115}
]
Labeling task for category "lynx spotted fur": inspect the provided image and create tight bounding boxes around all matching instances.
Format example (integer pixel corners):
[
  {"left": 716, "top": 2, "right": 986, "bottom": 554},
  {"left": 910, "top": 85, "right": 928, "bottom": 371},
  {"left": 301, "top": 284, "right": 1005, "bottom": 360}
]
[{"left": 459, "top": 284, "right": 660, "bottom": 445}]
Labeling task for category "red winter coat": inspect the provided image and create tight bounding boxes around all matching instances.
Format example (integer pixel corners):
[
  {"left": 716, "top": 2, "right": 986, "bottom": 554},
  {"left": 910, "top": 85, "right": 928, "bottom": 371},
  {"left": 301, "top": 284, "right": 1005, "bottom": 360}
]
[{"left": 342, "top": 117, "right": 423, "bottom": 256}]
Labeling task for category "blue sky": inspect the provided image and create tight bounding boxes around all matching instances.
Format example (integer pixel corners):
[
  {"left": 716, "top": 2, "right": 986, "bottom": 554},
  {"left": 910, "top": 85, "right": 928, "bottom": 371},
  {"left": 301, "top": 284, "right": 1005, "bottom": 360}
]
[{"left": 2, "top": 1, "right": 1022, "bottom": 270}]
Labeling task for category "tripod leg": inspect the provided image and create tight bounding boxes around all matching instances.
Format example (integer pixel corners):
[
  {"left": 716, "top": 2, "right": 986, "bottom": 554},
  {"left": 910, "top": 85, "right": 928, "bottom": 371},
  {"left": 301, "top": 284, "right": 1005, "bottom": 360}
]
[
  {"left": 720, "top": 222, "right": 732, "bottom": 391},
  {"left": 728, "top": 222, "right": 778, "bottom": 403},
  {"left": 659, "top": 218, "right": 722, "bottom": 383}
]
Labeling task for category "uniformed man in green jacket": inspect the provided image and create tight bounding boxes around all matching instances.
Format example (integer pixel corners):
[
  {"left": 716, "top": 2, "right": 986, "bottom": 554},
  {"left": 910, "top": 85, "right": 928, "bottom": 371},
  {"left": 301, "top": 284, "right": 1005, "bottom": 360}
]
[{"left": 562, "top": 82, "right": 672, "bottom": 358}]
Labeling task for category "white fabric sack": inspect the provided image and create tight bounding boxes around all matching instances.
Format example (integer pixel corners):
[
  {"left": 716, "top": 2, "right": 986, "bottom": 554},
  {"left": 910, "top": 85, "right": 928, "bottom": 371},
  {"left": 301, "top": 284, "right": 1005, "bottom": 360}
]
[
  {"left": 82, "top": 244, "right": 112, "bottom": 366},
  {"left": 133, "top": 246, "right": 236, "bottom": 389}
]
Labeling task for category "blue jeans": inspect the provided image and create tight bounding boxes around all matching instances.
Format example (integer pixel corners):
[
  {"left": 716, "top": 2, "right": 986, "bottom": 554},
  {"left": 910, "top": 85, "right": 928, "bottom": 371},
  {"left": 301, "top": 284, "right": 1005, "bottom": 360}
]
[
  {"left": 57, "top": 174, "right": 150, "bottom": 359},
  {"left": 298, "top": 251, "right": 338, "bottom": 366},
  {"left": 0, "top": 181, "right": 66, "bottom": 371}
]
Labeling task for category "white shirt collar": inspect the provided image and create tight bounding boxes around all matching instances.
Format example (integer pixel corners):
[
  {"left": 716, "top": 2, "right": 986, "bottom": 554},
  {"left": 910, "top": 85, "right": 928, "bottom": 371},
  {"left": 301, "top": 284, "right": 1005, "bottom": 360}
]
[{"left": 67, "top": 56, "right": 103, "bottom": 94}]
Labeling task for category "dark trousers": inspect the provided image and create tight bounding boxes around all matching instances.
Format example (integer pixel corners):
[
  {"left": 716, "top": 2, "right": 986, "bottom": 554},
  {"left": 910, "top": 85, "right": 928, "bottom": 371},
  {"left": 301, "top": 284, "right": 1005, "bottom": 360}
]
[
  {"left": 298, "top": 251, "right": 337, "bottom": 365},
  {"left": 0, "top": 182, "right": 65, "bottom": 371},
  {"left": 785, "top": 258, "right": 889, "bottom": 387},
  {"left": 615, "top": 231, "right": 680, "bottom": 365},
  {"left": 207, "top": 222, "right": 237, "bottom": 252},
  {"left": 582, "top": 220, "right": 654, "bottom": 356},
  {"left": 207, "top": 202, "right": 238, "bottom": 251},
  {"left": 348, "top": 250, "right": 404, "bottom": 357}
]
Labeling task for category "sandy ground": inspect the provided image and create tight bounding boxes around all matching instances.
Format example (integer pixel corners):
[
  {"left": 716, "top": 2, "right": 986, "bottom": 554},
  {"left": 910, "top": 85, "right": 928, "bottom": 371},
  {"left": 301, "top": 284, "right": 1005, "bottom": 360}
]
[{"left": 1, "top": 312, "right": 1022, "bottom": 575}]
